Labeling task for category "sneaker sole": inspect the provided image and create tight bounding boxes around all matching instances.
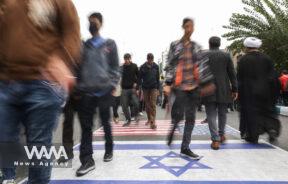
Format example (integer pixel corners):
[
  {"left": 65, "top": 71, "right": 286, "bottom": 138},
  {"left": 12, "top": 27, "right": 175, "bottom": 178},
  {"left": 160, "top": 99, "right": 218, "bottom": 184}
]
[
  {"left": 180, "top": 153, "right": 202, "bottom": 160},
  {"left": 103, "top": 157, "right": 113, "bottom": 162},
  {"left": 76, "top": 166, "right": 96, "bottom": 177}
]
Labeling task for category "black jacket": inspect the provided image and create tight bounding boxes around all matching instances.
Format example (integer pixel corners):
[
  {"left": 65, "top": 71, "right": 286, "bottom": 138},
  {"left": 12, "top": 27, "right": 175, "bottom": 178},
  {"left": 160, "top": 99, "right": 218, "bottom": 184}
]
[
  {"left": 203, "top": 48, "right": 237, "bottom": 103},
  {"left": 139, "top": 62, "right": 159, "bottom": 90},
  {"left": 121, "top": 63, "right": 139, "bottom": 89}
]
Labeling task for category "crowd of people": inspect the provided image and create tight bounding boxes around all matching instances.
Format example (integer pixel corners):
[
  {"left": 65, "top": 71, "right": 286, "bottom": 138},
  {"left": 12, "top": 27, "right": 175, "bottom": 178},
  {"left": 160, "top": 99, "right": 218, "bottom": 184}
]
[{"left": 0, "top": 0, "right": 284, "bottom": 183}]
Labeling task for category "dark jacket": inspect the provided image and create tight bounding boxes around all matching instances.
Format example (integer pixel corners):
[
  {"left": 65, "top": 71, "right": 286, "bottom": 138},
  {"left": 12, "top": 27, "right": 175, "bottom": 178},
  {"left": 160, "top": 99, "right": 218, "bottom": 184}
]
[
  {"left": 121, "top": 63, "right": 139, "bottom": 89},
  {"left": 77, "top": 38, "right": 120, "bottom": 93},
  {"left": 203, "top": 48, "right": 237, "bottom": 103},
  {"left": 139, "top": 62, "right": 160, "bottom": 90}
]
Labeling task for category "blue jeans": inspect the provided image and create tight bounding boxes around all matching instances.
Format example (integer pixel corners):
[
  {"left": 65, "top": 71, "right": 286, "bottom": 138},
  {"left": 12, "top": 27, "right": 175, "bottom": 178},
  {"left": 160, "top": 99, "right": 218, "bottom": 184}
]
[{"left": 0, "top": 80, "right": 66, "bottom": 184}]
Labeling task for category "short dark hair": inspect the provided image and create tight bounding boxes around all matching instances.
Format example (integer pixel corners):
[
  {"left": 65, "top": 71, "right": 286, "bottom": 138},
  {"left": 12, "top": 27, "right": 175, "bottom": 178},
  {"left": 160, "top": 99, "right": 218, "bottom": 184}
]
[
  {"left": 124, "top": 53, "right": 131, "bottom": 59},
  {"left": 147, "top": 53, "right": 154, "bottom": 60},
  {"left": 89, "top": 12, "right": 103, "bottom": 24},
  {"left": 209, "top": 36, "right": 221, "bottom": 48},
  {"left": 282, "top": 70, "right": 288, "bottom": 74},
  {"left": 182, "top": 17, "right": 194, "bottom": 27}
]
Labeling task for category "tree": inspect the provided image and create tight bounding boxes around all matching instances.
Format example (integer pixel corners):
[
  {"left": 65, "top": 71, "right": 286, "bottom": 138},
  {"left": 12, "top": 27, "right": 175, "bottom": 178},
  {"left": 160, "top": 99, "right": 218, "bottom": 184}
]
[{"left": 223, "top": 0, "right": 288, "bottom": 71}]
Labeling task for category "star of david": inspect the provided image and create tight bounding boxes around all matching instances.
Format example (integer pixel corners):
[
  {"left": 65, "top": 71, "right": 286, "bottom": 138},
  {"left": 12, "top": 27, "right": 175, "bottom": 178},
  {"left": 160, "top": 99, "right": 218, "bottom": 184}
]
[{"left": 140, "top": 151, "right": 211, "bottom": 177}]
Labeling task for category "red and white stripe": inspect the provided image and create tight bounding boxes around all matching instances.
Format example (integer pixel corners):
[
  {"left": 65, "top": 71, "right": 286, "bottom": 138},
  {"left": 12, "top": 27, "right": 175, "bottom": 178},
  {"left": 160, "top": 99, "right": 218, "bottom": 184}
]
[{"left": 93, "top": 119, "right": 203, "bottom": 137}]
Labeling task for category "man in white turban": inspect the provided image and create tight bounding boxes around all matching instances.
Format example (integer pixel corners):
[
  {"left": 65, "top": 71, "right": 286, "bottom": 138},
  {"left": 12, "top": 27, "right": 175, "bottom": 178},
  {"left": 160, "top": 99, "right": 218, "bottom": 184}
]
[
  {"left": 243, "top": 37, "right": 262, "bottom": 48},
  {"left": 237, "top": 37, "right": 281, "bottom": 144}
]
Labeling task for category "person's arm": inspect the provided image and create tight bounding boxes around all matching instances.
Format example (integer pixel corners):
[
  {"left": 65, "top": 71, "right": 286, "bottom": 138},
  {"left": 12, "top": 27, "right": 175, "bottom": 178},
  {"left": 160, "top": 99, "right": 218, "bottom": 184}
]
[
  {"left": 52, "top": 0, "right": 81, "bottom": 65},
  {"left": 163, "top": 42, "right": 176, "bottom": 96},
  {"left": 138, "top": 65, "right": 143, "bottom": 90},
  {"left": 227, "top": 54, "right": 237, "bottom": 92},
  {"left": 107, "top": 40, "right": 120, "bottom": 90},
  {"left": 45, "top": 0, "right": 81, "bottom": 92},
  {"left": 156, "top": 64, "right": 160, "bottom": 90},
  {"left": 135, "top": 64, "right": 140, "bottom": 90}
]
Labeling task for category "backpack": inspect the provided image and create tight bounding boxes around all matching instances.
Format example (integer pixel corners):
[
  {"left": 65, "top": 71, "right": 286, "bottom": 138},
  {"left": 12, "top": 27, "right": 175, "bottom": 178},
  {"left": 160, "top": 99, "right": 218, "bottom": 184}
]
[{"left": 77, "top": 39, "right": 112, "bottom": 93}]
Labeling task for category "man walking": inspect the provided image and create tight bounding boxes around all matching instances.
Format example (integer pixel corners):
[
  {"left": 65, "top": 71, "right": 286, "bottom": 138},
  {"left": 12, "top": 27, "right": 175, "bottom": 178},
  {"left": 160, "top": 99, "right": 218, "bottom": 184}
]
[
  {"left": 121, "top": 53, "right": 140, "bottom": 126},
  {"left": 76, "top": 12, "right": 120, "bottom": 177},
  {"left": 139, "top": 53, "right": 160, "bottom": 129},
  {"left": 203, "top": 36, "right": 238, "bottom": 150},
  {"left": 0, "top": 0, "right": 81, "bottom": 183},
  {"left": 238, "top": 37, "right": 281, "bottom": 144},
  {"left": 164, "top": 18, "right": 207, "bottom": 159}
]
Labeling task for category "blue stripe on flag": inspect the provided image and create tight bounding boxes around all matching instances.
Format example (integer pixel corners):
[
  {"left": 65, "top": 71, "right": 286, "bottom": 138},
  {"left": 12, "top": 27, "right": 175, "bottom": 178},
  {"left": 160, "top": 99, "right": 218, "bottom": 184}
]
[
  {"left": 50, "top": 180, "right": 288, "bottom": 184},
  {"left": 74, "top": 143, "right": 274, "bottom": 151}
]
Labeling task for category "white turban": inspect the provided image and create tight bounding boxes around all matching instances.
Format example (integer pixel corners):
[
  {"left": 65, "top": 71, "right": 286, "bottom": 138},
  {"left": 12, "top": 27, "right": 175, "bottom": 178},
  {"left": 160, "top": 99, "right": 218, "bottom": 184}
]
[{"left": 243, "top": 37, "right": 262, "bottom": 48}]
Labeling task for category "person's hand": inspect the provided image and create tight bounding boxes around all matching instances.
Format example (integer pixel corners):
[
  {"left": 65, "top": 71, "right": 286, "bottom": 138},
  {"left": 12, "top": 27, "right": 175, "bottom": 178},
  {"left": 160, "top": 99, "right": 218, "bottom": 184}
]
[
  {"left": 163, "top": 85, "right": 171, "bottom": 96},
  {"left": 232, "top": 92, "right": 238, "bottom": 100},
  {"left": 111, "top": 89, "right": 117, "bottom": 97},
  {"left": 44, "top": 55, "right": 75, "bottom": 93},
  {"left": 136, "top": 90, "right": 140, "bottom": 96}
]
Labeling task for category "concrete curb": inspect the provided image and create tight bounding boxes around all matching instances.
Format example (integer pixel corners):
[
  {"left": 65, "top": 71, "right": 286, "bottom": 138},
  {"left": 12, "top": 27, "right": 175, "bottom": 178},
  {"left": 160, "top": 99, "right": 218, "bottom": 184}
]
[{"left": 276, "top": 106, "right": 288, "bottom": 116}]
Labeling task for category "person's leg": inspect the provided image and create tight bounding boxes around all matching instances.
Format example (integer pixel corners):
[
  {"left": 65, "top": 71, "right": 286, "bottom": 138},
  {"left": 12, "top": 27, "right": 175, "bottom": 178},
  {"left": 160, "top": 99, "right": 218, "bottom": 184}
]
[
  {"left": 98, "top": 94, "right": 113, "bottom": 161},
  {"left": 0, "top": 81, "right": 22, "bottom": 181},
  {"left": 62, "top": 97, "right": 75, "bottom": 159},
  {"left": 23, "top": 81, "right": 66, "bottom": 184},
  {"left": 131, "top": 90, "right": 140, "bottom": 122},
  {"left": 120, "top": 90, "right": 131, "bottom": 122},
  {"left": 218, "top": 103, "right": 228, "bottom": 141},
  {"left": 204, "top": 102, "right": 220, "bottom": 142},
  {"left": 150, "top": 89, "right": 158, "bottom": 128},
  {"left": 181, "top": 90, "right": 198, "bottom": 151},
  {"left": 167, "top": 90, "right": 185, "bottom": 146},
  {"left": 77, "top": 95, "right": 96, "bottom": 165},
  {"left": 143, "top": 90, "right": 151, "bottom": 124},
  {"left": 283, "top": 92, "right": 288, "bottom": 106}
]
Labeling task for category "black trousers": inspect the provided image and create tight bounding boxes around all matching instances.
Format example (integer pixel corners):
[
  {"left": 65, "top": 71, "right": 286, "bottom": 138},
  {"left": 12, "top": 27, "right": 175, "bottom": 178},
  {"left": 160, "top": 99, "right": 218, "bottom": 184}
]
[
  {"left": 78, "top": 93, "right": 113, "bottom": 164},
  {"left": 62, "top": 95, "right": 80, "bottom": 157}
]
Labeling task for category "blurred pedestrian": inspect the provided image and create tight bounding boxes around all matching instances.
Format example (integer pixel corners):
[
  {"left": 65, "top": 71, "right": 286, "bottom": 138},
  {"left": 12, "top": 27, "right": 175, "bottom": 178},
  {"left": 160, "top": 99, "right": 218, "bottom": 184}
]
[
  {"left": 0, "top": 0, "right": 80, "bottom": 183},
  {"left": 76, "top": 12, "right": 120, "bottom": 176}
]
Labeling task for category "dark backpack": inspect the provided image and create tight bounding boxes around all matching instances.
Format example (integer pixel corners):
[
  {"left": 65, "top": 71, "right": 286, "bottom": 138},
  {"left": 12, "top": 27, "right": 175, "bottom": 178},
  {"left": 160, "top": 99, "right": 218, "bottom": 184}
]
[{"left": 77, "top": 40, "right": 112, "bottom": 93}]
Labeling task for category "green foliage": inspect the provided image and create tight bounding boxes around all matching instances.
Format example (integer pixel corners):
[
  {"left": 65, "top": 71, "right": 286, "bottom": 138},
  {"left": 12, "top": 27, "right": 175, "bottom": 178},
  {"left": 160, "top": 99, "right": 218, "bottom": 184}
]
[{"left": 223, "top": 0, "right": 288, "bottom": 71}]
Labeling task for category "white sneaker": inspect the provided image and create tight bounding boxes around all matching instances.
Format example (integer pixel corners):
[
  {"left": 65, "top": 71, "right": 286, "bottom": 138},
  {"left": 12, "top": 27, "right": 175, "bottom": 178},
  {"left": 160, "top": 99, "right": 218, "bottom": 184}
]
[
  {"left": 2, "top": 179, "right": 16, "bottom": 184},
  {"left": 139, "top": 112, "right": 144, "bottom": 116}
]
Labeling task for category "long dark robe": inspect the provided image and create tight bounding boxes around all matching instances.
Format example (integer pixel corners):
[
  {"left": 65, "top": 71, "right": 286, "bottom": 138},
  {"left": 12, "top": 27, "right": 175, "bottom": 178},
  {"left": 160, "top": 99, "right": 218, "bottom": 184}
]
[{"left": 237, "top": 51, "right": 281, "bottom": 142}]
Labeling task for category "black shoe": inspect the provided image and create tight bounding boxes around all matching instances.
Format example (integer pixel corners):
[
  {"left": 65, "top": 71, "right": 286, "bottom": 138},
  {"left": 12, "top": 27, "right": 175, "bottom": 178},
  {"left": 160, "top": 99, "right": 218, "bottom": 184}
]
[
  {"left": 76, "top": 159, "right": 95, "bottom": 177},
  {"left": 57, "top": 154, "right": 74, "bottom": 164},
  {"left": 268, "top": 130, "right": 278, "bottom": 144},
  {"left": 103, "top": 152, "right": 113, "bottom": 162},
  {"left": 135, "top": 115, "right": 141, "bottom": 124},
  {"left": 180, "top": 149, "right": 201, "bottom": 160},
  {"left": 245, "top": 137, "right": 258, "bottom": 144},
  {"left": 122, "top": 120, "right": 131, "bottom": 127}
]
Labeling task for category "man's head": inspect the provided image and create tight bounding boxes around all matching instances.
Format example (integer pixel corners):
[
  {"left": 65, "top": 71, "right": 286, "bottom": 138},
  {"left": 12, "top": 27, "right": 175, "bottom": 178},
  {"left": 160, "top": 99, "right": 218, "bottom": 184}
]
[
  {"left": 88, "top": 12, "right": 103, "bottom": 36},
  {"left": 124, "top": 53, "right": 132, "bottom": 64},
  {"left": 243, "top": 37, "right": 262, "bottom": 52},
  {"left": 282, "top": 70, "right": 288, "bottom": 75},
  {"left": 182, "top": 18, "right": 194, "bottom": 39},
  {"left": 209, "top": 36, "right": 221, "bottom": 49},
  {"left": 147, "top": 53, "right": 154, "bottom": 64}
]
